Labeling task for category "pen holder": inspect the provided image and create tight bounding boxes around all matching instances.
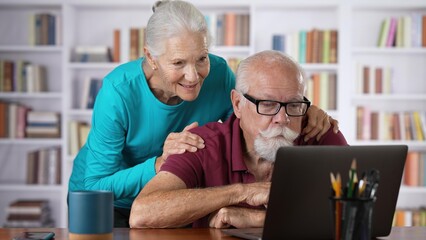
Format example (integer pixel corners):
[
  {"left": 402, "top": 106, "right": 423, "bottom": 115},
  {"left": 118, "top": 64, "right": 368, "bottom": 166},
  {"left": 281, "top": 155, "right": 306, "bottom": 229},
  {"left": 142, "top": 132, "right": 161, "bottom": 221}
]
[{"left": 329, "top": 197, "right": 376, "bottom": 240}]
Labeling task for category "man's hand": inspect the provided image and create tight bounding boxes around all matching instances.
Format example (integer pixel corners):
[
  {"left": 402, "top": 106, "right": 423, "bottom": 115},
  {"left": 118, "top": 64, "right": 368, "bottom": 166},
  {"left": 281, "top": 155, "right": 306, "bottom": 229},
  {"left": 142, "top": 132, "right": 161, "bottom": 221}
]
[
  {"left": 239, "top": 182, "right": 270, "bottom": 207},
  {"left": 209, "top": 207, "right": 266, "bottom": 229},
  {"left": 155, "top": 122, "right": 205, "bottom": 172},
  {"left": 302, "top": 105, "right": 339, "bottom": 142}
]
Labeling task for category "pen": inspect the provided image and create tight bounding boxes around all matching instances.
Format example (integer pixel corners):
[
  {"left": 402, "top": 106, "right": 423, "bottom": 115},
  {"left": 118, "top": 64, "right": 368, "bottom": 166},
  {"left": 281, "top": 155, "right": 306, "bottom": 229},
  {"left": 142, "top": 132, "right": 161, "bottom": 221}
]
[{"left": 347, "top": 158, "right": 357, "bottom": 198}]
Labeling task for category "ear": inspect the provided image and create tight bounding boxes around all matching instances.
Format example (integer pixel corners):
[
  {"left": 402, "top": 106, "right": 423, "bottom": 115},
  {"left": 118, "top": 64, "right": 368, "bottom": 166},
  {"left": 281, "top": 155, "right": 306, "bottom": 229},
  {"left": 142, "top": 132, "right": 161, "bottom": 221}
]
[
  {"left": 144, "top": 47, "right": 157, "bottom": 70},
  {"left": 231, "top": 89, "right": 243, "bottom": 119}
]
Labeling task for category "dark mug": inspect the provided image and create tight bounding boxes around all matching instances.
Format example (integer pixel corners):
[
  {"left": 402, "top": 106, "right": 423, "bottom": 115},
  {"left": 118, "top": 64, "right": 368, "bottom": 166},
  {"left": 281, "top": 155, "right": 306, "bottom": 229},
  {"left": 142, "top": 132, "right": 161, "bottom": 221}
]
[{"left": 68, "top": 190, "right": 113, "bottom": 240}]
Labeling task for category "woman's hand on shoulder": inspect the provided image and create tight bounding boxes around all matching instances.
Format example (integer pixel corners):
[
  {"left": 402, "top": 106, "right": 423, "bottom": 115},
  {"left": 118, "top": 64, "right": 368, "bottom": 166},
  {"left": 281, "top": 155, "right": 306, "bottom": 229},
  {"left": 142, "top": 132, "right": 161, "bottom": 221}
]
[
  {"left": 302, "top": 105, "right": 339, "bottom": 142},
  {"left": 156, "top": 122, "right": 205, "bottom": 172}
]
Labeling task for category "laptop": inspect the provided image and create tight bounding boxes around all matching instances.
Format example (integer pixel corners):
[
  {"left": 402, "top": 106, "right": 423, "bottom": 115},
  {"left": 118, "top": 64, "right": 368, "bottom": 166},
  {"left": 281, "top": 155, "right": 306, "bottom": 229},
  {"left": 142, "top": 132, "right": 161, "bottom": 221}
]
[{"left": 222, "top": 145, "right": 408, "bottom": 240}]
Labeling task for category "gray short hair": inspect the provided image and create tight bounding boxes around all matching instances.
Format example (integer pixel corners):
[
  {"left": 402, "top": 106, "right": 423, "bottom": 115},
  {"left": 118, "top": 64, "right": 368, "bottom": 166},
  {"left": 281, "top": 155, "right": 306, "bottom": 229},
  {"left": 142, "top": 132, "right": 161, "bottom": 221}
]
[
  {"left": 235, "top": 50, "right": 306, "bottom": 95},
  {"left": 146, "top": 0, "right": 212, "bottom": 57}
]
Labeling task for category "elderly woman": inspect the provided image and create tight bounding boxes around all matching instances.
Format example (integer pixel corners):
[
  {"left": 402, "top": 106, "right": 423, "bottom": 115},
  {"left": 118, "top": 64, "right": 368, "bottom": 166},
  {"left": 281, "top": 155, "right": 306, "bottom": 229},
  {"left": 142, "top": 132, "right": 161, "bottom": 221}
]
[{"left": 68, "top": 0, "right": 338, "bottom": 227}]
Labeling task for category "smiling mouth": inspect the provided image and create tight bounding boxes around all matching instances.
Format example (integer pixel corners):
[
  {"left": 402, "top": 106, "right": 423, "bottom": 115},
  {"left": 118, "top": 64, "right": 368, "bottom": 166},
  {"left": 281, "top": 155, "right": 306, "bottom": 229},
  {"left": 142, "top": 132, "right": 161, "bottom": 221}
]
[{"left": 179, "top": 83, "right": 198, "bottom": 89}]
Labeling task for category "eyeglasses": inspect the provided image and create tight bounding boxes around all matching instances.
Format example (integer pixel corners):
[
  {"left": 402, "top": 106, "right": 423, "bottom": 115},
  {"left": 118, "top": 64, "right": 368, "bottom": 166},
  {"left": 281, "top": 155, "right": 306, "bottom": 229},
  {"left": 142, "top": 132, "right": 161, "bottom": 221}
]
[{"left": 243, "top": 94, "right": 311, "bottom": 117}]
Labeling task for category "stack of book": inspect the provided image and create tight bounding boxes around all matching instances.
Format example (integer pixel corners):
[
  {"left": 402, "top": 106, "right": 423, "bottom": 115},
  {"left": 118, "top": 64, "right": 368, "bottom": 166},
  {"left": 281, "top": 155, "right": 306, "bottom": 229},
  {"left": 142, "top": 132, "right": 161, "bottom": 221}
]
[
  {"left": 403, "top": 151, "right": 426, "bottom": 187},
  {"left": 0, "top": 101, "right": 31, "bottom": 139},
  {"left": 305, "top": 72, "right": 337, "bottom": 111},
  {"left": 394, "top": 208, "right": 426, "bottom": 227},
  {"left": 377, "top": 14, "right": 426, "bottom": 48},
  {"left": 29, "top": 13, "right": 61, "bottom": 46},
  {"left": 25, "top": 111, "right": 61, "bottom": 138},
  {"left": 356, "top": 108, "right": 426, "bottom": 141},
  {"left": 272, "top": 28, "right": 338, "bottom": 64},
  {"left": 0, "top": 60, "right": 48, "bottom": 93},
  {"left": 72, "top": 46, "right": 113, "bottom": 63},
  {"left": 356, "top": 64, "right": 393, "bottom": 94},
  {"left": 110, "top": 27, "right": 146, "bottom": 63},
  {"left": 4, "top": 199, "right": 54, "bottom": 227},
  {"left": 205, "top": 13, "right": 250, "bottom": 47},
  {"left": 27, "top": 147, "right": 61, "bottom": 185}
]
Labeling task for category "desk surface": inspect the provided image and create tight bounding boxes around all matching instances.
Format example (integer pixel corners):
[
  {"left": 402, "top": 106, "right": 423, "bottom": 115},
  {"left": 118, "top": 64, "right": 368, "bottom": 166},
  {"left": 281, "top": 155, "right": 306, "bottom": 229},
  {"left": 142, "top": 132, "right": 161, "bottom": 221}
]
[{"left": 1, "top": 227, "right": 426, "bottom": 239}]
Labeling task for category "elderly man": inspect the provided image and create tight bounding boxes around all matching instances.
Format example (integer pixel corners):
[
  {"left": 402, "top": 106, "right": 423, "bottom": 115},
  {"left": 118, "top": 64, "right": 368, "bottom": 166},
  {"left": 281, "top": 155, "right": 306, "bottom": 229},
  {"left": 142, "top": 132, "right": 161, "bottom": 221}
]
[{"left": 129, "top": 50, "right": 348, "bottom": 229}]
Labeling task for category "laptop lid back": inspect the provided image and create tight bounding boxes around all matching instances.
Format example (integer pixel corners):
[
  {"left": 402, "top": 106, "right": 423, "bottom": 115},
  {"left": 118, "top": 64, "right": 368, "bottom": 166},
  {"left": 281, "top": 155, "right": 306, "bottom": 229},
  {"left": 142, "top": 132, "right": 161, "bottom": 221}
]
[{"left": 263, "top": 145, "right": 407, "bottom": 239}]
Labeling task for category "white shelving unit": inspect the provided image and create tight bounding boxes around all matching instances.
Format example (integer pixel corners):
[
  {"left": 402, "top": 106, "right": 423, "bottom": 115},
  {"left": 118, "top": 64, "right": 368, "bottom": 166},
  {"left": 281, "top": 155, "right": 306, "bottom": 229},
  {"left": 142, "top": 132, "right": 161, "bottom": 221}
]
[
  {"left": 350, "top": 1, "right": 426, "bottom": 209},
  {"left": 0, "top": 0, "right": 425, "bottom": 227}
]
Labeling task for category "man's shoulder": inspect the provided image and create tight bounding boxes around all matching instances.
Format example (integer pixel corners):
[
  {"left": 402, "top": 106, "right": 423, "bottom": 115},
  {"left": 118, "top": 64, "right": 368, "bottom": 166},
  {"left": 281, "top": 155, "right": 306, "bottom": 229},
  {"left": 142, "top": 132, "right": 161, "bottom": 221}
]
[
  {"left": 189, "top": 120, "right": 230, "bottom": 144},
  {"left": 296, "top": 128, "right": 348, "bottom": 146}
]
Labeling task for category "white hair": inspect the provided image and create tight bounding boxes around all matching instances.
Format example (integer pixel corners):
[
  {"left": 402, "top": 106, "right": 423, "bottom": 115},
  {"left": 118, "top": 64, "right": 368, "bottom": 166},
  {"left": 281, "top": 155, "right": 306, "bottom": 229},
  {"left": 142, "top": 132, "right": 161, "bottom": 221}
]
[
  {"left": 146, "top": 0, "right": 212, "bottom": 57},
  {"left": 235, "top": 50, "right": 306, "bottom": 95}
]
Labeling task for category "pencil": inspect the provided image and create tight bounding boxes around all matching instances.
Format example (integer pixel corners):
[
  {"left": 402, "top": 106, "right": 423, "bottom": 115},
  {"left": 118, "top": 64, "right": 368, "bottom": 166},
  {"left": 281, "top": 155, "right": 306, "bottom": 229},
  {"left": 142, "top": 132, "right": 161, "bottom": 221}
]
[{"left": 347, "top": 158, "right": 357, "bottom": 198}]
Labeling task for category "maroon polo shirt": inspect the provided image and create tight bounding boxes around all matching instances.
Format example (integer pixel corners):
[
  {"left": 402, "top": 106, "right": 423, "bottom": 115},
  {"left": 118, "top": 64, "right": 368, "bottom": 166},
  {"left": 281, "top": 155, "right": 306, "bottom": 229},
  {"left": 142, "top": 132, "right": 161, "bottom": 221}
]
[{"left": 160, "top": 113, "right": 348, "bottom": 227}]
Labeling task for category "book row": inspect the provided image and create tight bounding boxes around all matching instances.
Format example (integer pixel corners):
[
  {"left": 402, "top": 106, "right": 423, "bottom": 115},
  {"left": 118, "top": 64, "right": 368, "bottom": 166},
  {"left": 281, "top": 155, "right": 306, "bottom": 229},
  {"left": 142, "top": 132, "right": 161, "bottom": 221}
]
[
  {"left": 0, "top": 60, "right": 48, "bottom": 93},
  {"left": 377, "top": 14, "right": 426, "bottom": 48},
  {"left": 68, "top": 120, "right": 90, "bottom": 156},
  {"left": 403, "top": 151, "right": 426, "bottom": 187},
  {"left": 393, "top": 208, "right": 426, "bottom": 227},
  {"left": 356, "top": 108, "right": 426, "bottom": 141},
  {"left": 205, "top": 13, "right": 250, "bottom": 47},
  {"left": 356, "top": 64, "right": 392, "bottom": 94},
  {"left": 4, "top": 199, "right": 54, "bottom": 228},
  {"left": 26, "top": 146, "right": 61, "bottom": 185},
  {"left": 272, "top": 29, "right": 338, "bottom": 64},
  {"left": 110, "top": 27, "right": 147, "bottom": 63},
  {"left": 29, "top": 13, "right": 62, "bottom": 46},
  {"left": 0, "top": 101, "right": 61, "bottom": 138},
  {"left": 306, "top": 72, "right": 337, "bottom": 111}
]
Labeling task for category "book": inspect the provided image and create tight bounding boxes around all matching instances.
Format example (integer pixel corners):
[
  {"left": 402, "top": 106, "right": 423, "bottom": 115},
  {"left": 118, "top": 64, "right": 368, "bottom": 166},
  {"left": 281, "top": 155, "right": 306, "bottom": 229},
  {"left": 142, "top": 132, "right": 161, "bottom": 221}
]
[
  {"left": 224, "top": 12, "right": 236, "bottom": 46},
  {"left": 404, "top": 152, "right": 420, "bottom": 186},
  {"left": 402, "top": 15, "right": 412, "bottom": 47},
  {"left": 328, "top": 73, "right": 337, "bottom": 110},
  {"left": 299, "top": 31, "right": 307, "bottom": 64},
  {"left": 423, "top": 15, "right": 426, "bottom": 47},
  {"left": 113, "top": 29, "right": 120, "bottom": 62},
  {"left": 322, "top": 30, "right": 330, "bottom": 63},
  {"left": 378, "top": 17, "right": 390, "bottom": 47},
  {"left": 69, "top": 121, "right": 79, "bottom": 156},
  {"left": 0, "top": 101, "right": 6, "bottom": 138},
  {"left": 241, "top": 14, "right": 250, "bottom": 46},
  {"left": 329, "top": 30, "right": 338, "bottom": 63},
  {"left": 386, "top": 17, "right": 397, "bottom": 47},
  {"left": 74, "top": 46, "right": 113, "bottom": 62},
  {"left": 362, "top": 66, "right": 370, "bottom": 94},
  {"left": 216, "top": 14, "right": 224, "bottom": 46},
  {"left": 375, "top": 67, "right": 383, "bottom": 94},
  {"left": 129, "top": 28, "right": 139, "bottom": 60},
  {"left": 412, "top": 111, "right": 425, "bottom": 141},
  {"left": 6, "top": 200, "right": 49, "bottom": 214}
]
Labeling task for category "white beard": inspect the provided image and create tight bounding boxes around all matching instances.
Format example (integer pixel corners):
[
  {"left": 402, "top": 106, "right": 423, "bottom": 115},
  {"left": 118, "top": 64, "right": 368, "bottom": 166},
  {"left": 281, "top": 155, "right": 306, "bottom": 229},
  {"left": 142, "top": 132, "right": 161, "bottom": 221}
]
[{"left": 254, "top": 126, "right": 299, "bottom": 162}]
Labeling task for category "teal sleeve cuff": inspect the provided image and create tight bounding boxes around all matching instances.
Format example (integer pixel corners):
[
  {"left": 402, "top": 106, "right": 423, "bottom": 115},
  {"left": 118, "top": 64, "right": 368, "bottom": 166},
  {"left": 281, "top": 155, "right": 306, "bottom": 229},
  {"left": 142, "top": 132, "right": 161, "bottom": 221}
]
[{"left": 141, "top": 156, "right": 157, "bottom": 187}]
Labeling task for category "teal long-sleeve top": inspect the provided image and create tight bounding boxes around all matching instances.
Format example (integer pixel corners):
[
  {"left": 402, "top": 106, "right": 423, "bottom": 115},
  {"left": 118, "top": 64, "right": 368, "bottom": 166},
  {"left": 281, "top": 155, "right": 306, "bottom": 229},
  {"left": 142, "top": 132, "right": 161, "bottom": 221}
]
[{"left": 68, "top": 54, "right": 235, "bottom": 208}]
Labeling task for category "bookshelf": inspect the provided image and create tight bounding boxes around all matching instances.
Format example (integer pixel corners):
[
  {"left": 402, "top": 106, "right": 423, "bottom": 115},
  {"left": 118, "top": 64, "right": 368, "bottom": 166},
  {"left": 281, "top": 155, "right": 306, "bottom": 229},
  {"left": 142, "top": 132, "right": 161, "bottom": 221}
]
[{"left": 0, "top": 0, "right": 425, "bottom": 227}]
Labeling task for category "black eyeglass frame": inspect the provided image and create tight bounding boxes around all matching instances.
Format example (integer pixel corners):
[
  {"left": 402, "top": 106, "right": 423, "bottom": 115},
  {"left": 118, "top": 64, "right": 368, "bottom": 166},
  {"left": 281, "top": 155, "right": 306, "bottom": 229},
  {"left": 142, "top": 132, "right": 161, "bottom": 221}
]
[{"left": 243, "top": 93, "right": 311, "bottom": 117}]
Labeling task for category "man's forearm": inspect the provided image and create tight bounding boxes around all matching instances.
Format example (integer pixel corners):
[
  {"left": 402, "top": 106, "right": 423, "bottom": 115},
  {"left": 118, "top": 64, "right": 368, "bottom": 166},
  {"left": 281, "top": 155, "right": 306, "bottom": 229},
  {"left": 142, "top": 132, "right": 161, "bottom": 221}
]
[{"left": 130, "top": 184, "right": 244, "bottom": 228}]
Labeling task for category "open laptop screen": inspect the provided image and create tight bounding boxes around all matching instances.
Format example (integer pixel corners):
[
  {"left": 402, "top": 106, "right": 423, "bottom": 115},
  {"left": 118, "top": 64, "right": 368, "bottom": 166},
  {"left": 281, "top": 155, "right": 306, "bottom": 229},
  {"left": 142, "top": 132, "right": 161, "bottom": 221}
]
[{"left": 261, "top": 145, "right": 407, "bottom": 239}]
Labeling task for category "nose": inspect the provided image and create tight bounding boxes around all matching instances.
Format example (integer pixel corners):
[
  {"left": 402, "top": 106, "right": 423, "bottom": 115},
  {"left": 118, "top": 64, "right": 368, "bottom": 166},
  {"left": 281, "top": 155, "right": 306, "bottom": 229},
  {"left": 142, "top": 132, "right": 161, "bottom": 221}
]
[
  {"left": 272, "top": 106, "right": 290, "bottom": 125},
  {"left": 185, "top": 64, "right": 199, "bottom": 83}
]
